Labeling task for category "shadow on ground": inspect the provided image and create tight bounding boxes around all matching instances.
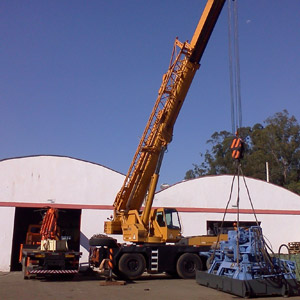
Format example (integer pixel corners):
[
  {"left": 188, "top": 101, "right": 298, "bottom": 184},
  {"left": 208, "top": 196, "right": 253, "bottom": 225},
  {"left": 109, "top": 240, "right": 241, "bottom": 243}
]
[{"left": 33, "top": 269, "right": 176, "bottom": 283}]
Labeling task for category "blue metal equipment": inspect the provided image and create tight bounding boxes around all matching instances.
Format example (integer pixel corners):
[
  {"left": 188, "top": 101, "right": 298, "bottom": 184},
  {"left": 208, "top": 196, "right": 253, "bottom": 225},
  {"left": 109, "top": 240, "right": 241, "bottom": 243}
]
[{"left": 197, "top": 226, "right": 300, "bottom": 298}]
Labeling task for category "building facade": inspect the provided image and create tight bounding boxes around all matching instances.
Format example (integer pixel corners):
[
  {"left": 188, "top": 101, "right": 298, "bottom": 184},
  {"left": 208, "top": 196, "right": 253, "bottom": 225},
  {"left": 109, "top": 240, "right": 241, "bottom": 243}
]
[{"left": 1, "top": 155, "right": 299, "bottom": 271}]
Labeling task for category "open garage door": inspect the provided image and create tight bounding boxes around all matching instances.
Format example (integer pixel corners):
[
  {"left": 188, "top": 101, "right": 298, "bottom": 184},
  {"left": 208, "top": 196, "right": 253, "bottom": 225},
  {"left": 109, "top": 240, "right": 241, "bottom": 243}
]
[
  {"left": 10, "top": 207, "right": 81, "bottom": 271},
  {"left": 206, "top": 220, "right": 261, "bottom": 235}
]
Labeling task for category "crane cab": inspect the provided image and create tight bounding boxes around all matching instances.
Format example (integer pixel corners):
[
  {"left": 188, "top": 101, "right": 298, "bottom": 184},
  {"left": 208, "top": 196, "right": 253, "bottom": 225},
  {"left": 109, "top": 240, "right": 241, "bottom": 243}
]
[
  {"left": 118, "top": 207, "right": 182, "bottom": 244},
  {"left": 150, "top": 207, "right": 182, "bottom": 243}
]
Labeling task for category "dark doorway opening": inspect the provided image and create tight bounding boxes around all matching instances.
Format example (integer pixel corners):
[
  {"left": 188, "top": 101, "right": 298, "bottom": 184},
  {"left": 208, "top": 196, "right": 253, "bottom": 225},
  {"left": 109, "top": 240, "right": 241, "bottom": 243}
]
[
  {"left": 206, "top": 220, "right": 261, "bottom": 235},
  {"left": 10, "top": 207, "right": 81, "bottom": 271}
]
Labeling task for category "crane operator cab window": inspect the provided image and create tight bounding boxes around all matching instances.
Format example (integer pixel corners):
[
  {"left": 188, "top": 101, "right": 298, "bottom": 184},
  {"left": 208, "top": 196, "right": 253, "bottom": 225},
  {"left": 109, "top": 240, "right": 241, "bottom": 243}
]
[
  {"left": 164, "top": 208, "right": 181, "bottom": 230},
  {"left": 156, "top": 212, "right": 166, "bottom": 227}
]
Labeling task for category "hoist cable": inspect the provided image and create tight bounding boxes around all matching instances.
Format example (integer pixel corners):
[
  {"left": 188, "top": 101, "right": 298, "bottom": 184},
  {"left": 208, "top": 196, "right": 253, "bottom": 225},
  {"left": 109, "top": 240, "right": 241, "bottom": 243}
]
[
  {"left": 210, "top": 170, "right": 237, "bottom": 263},
  {"left": 236, "top": 164, "right": 240, "bottom": 266},
  {"left": 211, "top": 164, "right": 259, "bottom": 264},
  {"left": 240, "top": 167, "right": 259, "bottom": 225},
  {"left": 227, "top": 0, "right": 242, "bottom": 134},
  {"left": 227, "top": 0, "right": 235, "bottom": 134},
  {"left": 233, "top": 0, "right": 242, "bottom": 129}
]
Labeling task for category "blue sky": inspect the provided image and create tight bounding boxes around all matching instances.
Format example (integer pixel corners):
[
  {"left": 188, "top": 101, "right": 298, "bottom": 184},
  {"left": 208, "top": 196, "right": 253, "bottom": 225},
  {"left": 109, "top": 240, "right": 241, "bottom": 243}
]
[{"left": 1, "top": 1, "right": 300, "bottom": 188}]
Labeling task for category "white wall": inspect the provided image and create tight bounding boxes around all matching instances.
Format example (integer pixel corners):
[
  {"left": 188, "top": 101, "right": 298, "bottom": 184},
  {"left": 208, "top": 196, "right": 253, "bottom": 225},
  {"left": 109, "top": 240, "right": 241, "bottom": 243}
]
[
  {"left": 0, "top": 156, "right": 124, "bottom": 206},
  {"left": 1, "top": 157, "right": 300, "bottom": 271},
  {"left": 154, "top": 175, "right": 300, "bottom": 211},
  {"left": 0, "top": 156, "right": 125, "bottom": 271},
  {"left": 154, "top": 175, "right": 300, "bottom": 251},
  {"left": 80, "top": 209, "right": 125, "bottom": 266},
  {"left": 0, "top": 207, "right": 15, "bottom": 271}
]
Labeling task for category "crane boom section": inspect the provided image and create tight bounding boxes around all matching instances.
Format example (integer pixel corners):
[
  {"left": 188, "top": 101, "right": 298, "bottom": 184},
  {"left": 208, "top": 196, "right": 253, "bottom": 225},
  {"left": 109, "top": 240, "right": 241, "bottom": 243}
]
[
  {"left": 112, "top": 0, "right": 225, "bottom": 217},
  {"left": 40, "top": 208, "right": 59, "bottom": 241}
]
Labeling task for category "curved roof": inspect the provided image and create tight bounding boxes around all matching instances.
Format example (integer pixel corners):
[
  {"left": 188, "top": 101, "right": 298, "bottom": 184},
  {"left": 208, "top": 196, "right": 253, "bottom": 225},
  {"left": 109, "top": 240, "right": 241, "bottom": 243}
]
[
  {"left": 1, "top": 156, "right": 299, "bottom": 214},
  {"left": 154, "top": 175, "right": 300, "bottom": 212},
  {"left": 0, "top": 155, "right": 124, "bottom": 206}
]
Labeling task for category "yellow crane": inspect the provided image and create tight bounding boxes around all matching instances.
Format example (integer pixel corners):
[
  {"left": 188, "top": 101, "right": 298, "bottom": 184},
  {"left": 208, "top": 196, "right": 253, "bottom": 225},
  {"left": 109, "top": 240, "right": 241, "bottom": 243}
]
[
  {"left": 105, "top": 0, "right": 226, "bottom": 243},
  {"left": 90, "top": 0, "right": 227, "bottom": 280}
]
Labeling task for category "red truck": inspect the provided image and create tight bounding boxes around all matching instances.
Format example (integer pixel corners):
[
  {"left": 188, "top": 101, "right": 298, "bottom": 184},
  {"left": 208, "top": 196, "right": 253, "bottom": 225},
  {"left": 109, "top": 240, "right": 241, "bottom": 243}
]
[{"left": 19, "top": 208, "right": 81, "bottom": 279}]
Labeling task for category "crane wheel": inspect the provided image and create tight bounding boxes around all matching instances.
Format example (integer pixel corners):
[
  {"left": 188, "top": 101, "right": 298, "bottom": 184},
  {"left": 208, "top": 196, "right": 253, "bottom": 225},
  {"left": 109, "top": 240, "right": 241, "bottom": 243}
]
[
  {"left": 118, "top": 253, "right": 146, "bottom": 280},
  {"left": 176, "top": 253, "right": 203, "bottom": 279},
  {"left": 89, "top": 235, "right": 117, "bottom": 247}
]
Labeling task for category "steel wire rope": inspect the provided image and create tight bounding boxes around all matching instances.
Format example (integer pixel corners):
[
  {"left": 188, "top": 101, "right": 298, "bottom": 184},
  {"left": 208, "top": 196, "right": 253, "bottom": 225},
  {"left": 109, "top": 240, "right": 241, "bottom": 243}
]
[
  {"left": 227, "top": 0, "right": 242, "bottom": 134},
  {"left": 208, "top": 0, "right": 243, "bottom": 269},
  {"left": 239, "top": 167, "right": 279, "bottom": 276},
  {"left": 239, "top": 167, "right": 259, "bottom": 225},
  {"left": 237, "top": 164, "right": 243, "bottom": 266},
  {"left": 233, "top": 0, "right": 242, "bottom": 129},
  {"left": 277, "top": 244, "right": 296, "bottom": 278},
  {"left": 239, "top": 166, "right": 282, "bottom": 277},
  {"left": 209, "top": 0, "right": 250, "bottom": 272},
  {"left": 227, "top": 0, "right": 235, "bottom": 134},
  {"left": 209, "top": 170, "right": 237, "bottom": 265}
]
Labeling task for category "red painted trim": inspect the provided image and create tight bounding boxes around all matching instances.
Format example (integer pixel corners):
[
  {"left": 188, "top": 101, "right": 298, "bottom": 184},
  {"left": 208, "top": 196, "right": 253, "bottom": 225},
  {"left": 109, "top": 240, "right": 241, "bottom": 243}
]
[
  {"left": 0, "top": 201, "right": 300, "bottom": 215},
  {"left": 173, "top": 207, "right": 300, "bottom": 215},
  {"left": 0, "top": 202, "right": 114, "bottom": 210}
]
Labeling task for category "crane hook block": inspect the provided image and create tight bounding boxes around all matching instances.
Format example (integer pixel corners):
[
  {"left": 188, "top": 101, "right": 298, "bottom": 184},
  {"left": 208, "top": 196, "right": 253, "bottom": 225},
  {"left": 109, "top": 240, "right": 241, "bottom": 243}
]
[{"left": 230, "top": 137, "right": 244, "bottom": 160}]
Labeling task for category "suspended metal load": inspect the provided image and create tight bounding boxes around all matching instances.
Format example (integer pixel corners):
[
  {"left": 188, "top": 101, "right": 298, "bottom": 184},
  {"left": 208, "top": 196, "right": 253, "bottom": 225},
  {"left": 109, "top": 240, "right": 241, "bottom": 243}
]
[{"left": 196, "top": 226, "right": 300, "bottom": 298}]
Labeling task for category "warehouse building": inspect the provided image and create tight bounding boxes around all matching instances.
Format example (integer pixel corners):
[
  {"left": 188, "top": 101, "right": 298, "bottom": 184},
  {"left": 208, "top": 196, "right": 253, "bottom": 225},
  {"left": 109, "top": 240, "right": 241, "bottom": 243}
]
[{"left": 1, "top": 155, "right": 300, "bottom": 272}]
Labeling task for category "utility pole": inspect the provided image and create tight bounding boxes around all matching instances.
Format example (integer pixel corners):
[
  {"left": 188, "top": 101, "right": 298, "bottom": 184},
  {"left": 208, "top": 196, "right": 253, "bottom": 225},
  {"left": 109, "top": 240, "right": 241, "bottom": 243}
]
[{"left": 266, "top": 162, "right": 269, "bottom": 183}]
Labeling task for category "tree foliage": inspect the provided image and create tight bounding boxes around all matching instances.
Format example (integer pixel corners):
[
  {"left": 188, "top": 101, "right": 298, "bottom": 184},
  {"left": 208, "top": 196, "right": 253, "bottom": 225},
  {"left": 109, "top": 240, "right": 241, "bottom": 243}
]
[{"left": 185, "top": 110, "right": 300, "bottom": 194}]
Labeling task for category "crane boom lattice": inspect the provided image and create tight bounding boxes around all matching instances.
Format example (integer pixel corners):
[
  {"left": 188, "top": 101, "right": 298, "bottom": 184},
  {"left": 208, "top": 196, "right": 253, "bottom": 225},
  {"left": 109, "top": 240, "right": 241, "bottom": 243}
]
[{"left": 114, "top": 40, "right": 193, "bottom": 214}]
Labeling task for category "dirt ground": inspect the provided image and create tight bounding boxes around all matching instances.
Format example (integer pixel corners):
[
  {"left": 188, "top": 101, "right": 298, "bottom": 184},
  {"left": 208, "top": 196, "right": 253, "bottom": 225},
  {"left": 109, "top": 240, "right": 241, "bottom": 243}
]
[{"left": 1, "top": 271, "right": 300, "bottom": 300}]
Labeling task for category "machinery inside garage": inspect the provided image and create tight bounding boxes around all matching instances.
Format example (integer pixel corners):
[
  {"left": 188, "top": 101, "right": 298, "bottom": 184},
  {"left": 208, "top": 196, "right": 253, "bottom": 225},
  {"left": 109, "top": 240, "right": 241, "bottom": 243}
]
[
  {"left": 206, "top": 220, "right": 260, "bottom": 235},
  {"left": 10, "top": 207, "right": 81, "bottom": 271}
]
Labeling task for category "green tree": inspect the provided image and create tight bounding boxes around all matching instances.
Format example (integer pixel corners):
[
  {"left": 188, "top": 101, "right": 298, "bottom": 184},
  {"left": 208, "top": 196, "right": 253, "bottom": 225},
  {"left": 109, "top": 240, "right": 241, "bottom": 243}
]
[{"left": 185, "top": 110, "right": 300, "bottom": 194}]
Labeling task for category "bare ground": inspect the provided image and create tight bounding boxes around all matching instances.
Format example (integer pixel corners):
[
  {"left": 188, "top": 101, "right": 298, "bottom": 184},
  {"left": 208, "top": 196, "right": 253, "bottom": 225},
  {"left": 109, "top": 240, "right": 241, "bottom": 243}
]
[{"left": 1, "top": 271, "right": 300, "bottom": 300}]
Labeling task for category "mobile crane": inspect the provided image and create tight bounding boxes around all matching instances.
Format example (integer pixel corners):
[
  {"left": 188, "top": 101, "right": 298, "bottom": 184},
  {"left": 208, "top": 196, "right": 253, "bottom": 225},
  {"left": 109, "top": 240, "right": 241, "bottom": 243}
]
[
  {"left": 20, "top": 207, "right": 81, "bottom": 279},
  {"left": 89, "top": 0, "right": 226, "bottom": 280}
]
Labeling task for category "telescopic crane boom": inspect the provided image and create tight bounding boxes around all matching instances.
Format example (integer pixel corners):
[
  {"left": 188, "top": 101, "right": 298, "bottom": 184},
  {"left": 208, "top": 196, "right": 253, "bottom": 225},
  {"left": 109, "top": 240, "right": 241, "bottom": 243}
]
[{"left": 104, "top": 0, "right": 226, "bottom": 243}]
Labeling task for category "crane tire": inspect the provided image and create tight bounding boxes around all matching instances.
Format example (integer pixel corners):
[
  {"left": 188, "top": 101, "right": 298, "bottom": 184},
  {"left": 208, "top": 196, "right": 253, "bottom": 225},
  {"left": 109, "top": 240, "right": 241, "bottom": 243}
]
[
  {"left": 89, "top": 236, "right": 117, "bottom": 247},
  {"left": 176, "top": 253, "right": 203, "bottom": 279},
  {"left": 118, "top": 253, "right": 146, "bottom": 280}
]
